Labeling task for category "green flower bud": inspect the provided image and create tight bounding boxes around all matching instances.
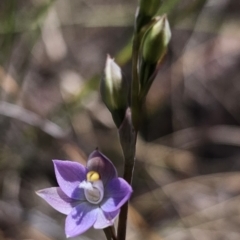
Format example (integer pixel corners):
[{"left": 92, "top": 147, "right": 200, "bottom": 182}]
[
  {"left": 142, "top": 15, "right": 171, "bottom": 64},
  {"left": 139, "top": 16, "right": 171, "bottom": 100},
  {"left": 100, "top": 55, "right": 129, "bottom": 127}
]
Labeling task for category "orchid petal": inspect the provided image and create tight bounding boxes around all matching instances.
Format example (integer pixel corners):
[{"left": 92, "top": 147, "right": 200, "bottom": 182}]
[
  {"left": 94, "top": 209, "right": 119, "bottom": 229},
  {"left": 65, "top": 202, "right": 98, "bottom": 238},
  {"left": 87, "top": 150, "right": 117, "bottom": 185},
  {"left": 53, "top": 160, "right": 87, "bottom": 199},
  {"left": 101, "top": 178, "right": 132, "bottom": 212},
  {"left": 36, "top": 187, "right": 79, "bottom": 215}
]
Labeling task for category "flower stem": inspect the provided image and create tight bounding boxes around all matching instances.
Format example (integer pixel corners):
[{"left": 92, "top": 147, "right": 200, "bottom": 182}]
[
  {"left": 117, "top": 109, "right": 137, "bottom": 240},
  {"left": 117, "top": 152, "right": 136, "bottom": 240},
  {"left": 131, "top": 34, "right": 141, "bottom": 132},
  {"left": 104, "top": 226, "right": 117, "bottom": 240},
  {"left": 117, "top": 29, "right": 141, "bottom": 240}
]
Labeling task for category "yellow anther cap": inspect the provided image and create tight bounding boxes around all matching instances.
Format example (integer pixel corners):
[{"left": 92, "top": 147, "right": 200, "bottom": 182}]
[{"left": 87, "top": 171, "right": 100, "bottom": 182}]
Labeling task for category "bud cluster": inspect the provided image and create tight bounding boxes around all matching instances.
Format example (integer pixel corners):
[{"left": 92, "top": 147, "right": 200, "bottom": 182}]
[{"left": 100, "top": 0, "right": 171, "bottom": 128}]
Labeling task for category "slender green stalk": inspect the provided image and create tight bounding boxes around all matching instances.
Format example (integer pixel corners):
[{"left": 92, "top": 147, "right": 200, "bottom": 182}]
[
  {"left": 117, "top": 1, "right": 167, "bottom": 238},
  {"left": 117, "top": 161, "right": 135, "bottom": 240},
  {"left": 117, "top": 132, "right": 136, "bottom": 240},
  {"left": 131, "top": 34, "right": 141, "bottom": 132},
  {"left": 117, "top": 108, "right": 137, "bottom": 240},
  {"left": 114, "top": 1, "right": 172, "bottom": 239},
  {"left": 104, "top": 226, "right": 117, "bottom": 240},
  {"left": 117, "top": 27, "right": 141, "bottom": 240}
]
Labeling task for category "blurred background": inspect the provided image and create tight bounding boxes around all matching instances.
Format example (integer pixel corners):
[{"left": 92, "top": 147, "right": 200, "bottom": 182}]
[{"left": 0, "top": 0, "right": 240, "bottom": 239}]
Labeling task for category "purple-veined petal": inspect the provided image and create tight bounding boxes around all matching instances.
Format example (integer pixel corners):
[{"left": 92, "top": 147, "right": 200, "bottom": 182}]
[
  {"left": 87, "top": 150, "right": 117, "bottom": 185},
  {"left": 94, "top": 208, "right": 119, "bottom": 229},
  {"left": 65, "top": 202, "right": 98, "bottom": 238},
  {"left": 53, "top": 160, "right": 87, "bottom": 199},
  {"left": 101, "top": 178, "right": 132, "bottom": 212},
  {"left": 36, "top": 187, "right": 79, "bottom": 215}
]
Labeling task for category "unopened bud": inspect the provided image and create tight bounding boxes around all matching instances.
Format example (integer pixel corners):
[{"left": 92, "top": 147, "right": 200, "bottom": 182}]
[
  {"left": 100, "top": 55, "right": 129, "bottom": 127},
  {"left": 142, "top": 15, "right": 171, "bottom": 63},
  {"left": 139, "top": 16, "right": 171, "bottom": 99}
]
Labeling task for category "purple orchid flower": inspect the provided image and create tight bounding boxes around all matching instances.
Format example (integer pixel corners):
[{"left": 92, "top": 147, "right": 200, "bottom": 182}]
[{"left": 36, "top": 150, "right": 132, "bottom": 238}]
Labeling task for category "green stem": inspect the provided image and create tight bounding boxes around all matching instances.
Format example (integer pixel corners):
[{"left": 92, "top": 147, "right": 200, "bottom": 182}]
[
  {"left": 117, "top": 8, "right": 146, "bottom": 239},
  {"left": 117, "top": 143, "right": 136, "bottom": 240},
  {"left": 104, "top": 226, "right": 117, "bottom": 240},
  {"left": 117, "top": 30, "right": 141, "bottom": 240},
  {"left": 131, "top": 34, "right": 141, "bottom": 132},
  {"left": 117, "top": 109, "right": 137, "bottom": 239}
]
